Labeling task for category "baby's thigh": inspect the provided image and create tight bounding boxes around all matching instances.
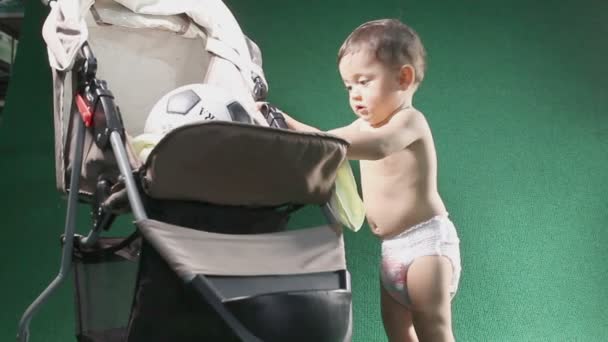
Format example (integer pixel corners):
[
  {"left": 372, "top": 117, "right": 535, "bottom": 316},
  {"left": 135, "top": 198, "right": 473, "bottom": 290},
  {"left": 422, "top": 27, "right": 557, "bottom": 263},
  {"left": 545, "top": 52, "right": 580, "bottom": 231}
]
[
  {"left": 380, "top": 284, "right": 418, "bottom": 342},
  {"left": 406, "top": 255, "right": 454, "bottom": 311}
]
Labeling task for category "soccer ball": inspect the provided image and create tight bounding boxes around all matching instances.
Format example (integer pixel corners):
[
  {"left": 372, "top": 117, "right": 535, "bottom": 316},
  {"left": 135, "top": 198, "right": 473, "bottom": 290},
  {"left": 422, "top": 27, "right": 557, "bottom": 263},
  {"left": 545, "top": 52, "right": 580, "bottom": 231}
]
[{"left": 144, "top": 83, "right": 255, "bottom": 135}]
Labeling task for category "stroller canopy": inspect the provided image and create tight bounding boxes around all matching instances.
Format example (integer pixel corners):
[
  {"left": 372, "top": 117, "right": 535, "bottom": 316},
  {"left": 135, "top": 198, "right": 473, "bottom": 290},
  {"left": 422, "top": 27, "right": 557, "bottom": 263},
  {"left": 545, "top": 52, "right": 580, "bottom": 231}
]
[{"left": 40, "top": 0, "right": 354, "bottom": 208}]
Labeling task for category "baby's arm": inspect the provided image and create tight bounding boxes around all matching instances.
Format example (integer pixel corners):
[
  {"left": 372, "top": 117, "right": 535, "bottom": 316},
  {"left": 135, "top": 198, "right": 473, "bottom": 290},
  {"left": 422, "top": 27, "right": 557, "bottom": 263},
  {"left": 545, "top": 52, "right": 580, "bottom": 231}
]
[
  {"left": 329, "top": 109, "right": 422, "bottom": 160},
  {"left": 281, "top": 111, "right": 323, "bottom": 133},
  {"left": 255, "top": 103, "right": 421, "bottom": 160}
]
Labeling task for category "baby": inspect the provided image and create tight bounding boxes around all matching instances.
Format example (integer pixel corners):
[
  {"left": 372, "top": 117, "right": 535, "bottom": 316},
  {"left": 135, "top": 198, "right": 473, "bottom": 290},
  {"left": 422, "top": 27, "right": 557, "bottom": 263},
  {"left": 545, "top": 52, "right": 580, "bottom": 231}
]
[{"left": 264, "top": 19, "right": 461, "bottom": 341}]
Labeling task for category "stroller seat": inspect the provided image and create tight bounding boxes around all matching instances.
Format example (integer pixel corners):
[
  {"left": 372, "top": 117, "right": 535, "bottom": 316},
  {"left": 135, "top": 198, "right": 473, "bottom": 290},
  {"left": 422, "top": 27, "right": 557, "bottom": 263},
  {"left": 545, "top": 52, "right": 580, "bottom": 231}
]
[
  {"left": 19, "top": 1, "right": 354, "bottom": 341},
  {"left": 128, "top": 122, "right": 351, "bottom": 342}
]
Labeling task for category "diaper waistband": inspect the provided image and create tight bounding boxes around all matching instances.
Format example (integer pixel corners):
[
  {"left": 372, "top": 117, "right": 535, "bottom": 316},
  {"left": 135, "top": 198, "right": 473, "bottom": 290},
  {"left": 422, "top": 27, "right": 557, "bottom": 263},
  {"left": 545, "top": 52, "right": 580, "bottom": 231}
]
[{"left": 384, "top": 213, "right": 451, "bottom": 241}]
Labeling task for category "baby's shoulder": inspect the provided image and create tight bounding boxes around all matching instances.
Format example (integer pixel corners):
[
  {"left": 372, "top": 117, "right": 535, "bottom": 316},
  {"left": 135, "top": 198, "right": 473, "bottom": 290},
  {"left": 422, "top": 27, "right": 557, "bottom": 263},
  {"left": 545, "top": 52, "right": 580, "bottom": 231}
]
[
  {"left": 397, "top": 106, "right": 424, "bottom": 120},
  {"left": 390, "top": 107, "right": 428, "bottom": 130}
]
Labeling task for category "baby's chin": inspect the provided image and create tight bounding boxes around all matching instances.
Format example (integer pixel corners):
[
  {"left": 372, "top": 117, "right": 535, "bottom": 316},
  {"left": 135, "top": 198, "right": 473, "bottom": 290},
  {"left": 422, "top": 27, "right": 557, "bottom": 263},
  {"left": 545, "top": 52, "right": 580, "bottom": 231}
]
[
  {"left": 358, "top": 116, "right": 382, "bottom": 128},
  {"left": 354, "top": 109, "right": 372, "bottom": 120},
  {"left": 353, "top": 109, "right": 388, "bottom": 126}
]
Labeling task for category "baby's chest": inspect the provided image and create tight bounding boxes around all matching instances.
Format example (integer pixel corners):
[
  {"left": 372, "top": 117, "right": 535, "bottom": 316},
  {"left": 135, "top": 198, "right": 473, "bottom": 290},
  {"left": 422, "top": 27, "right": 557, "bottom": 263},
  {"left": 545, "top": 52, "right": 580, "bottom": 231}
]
[{"left": 361, "top": 149, "right": 416, "bottom": 176}]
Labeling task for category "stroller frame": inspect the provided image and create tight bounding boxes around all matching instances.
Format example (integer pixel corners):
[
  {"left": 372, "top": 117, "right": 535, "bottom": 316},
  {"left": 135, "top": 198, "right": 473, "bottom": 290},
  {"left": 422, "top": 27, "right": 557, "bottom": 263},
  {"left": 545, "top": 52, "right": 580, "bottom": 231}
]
[{"left": 18, "top": 2, "right": 353, "bottom": 341}]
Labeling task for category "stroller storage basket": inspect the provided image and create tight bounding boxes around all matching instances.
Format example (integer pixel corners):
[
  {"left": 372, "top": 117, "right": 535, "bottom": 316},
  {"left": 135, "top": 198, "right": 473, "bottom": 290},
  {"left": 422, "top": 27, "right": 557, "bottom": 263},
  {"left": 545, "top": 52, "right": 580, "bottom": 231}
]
[{"left": 73, "top": 236, "right": 140, "bottom": 342}]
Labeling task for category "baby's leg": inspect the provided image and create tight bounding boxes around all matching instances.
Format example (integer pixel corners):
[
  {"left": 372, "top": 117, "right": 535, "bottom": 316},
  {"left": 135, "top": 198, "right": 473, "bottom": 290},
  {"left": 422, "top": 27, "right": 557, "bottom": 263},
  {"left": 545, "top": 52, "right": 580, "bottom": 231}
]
[
  {"left": 380, "top": 283, "right": 418, "bottom": 342},
  {"left": 407, "top": 255, "right": 455, "bottom": 342}
]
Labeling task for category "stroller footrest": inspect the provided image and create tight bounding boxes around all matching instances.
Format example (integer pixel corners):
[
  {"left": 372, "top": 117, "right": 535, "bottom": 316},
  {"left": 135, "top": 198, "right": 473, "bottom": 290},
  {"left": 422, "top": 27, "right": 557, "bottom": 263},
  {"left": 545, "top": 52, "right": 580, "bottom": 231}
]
[{"left": 224, "top": 289, "right": 352, "bottom": 342}]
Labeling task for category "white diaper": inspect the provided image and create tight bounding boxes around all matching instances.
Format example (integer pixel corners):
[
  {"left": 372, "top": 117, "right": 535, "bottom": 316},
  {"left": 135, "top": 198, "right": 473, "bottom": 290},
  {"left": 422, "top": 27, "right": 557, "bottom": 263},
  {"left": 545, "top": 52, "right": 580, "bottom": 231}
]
[{"left": 380, "top": 215, "right": 461, "bottom": 307}]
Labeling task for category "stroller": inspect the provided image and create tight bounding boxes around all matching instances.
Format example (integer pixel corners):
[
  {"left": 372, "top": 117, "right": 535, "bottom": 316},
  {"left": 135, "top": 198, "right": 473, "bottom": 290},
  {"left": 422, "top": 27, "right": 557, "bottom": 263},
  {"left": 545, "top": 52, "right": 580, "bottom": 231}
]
[{"left": 18, "top": 0, "right": 353, "bottom": 341}]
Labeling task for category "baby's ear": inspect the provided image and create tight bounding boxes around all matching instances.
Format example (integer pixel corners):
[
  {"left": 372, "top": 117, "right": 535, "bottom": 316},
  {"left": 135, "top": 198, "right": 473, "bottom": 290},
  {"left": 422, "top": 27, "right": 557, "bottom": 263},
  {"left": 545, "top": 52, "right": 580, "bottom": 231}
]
[{"left": 399, "top": 65, "right": 415, "bottom": 89}]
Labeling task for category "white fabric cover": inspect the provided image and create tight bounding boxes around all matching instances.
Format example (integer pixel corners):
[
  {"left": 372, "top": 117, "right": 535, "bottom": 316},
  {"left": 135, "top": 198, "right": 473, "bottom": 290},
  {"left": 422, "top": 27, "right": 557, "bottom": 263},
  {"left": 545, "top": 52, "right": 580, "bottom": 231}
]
[
  {"left": 85, "top": 18, "right": 211, "bottom": 133},
  {"left": 43, "top": 0, "right": 269, "bottom": 135},
  {"left": 42, "top": 0, "right": 93, "bottom": 71},
  {"left": 113, "top": 0, "right": 268, "bottom": 107}
]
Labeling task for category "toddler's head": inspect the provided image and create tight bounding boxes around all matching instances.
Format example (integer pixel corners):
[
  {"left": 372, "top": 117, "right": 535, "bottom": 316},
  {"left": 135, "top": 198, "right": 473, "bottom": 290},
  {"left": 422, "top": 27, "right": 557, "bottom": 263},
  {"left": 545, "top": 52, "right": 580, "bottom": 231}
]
[{"left": 338, "top": 19, "right": 426, "bottom": 87}]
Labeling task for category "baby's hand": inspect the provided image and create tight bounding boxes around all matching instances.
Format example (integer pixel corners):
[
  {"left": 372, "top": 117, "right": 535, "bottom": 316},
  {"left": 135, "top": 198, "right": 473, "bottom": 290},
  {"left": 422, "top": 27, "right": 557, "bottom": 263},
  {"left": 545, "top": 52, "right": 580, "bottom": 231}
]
[
  {"left": 253, "top": 102, "right": 316, "bottom": 132},
  {"left": 254, "top": 101, "right": 269, "bottom": 113}
]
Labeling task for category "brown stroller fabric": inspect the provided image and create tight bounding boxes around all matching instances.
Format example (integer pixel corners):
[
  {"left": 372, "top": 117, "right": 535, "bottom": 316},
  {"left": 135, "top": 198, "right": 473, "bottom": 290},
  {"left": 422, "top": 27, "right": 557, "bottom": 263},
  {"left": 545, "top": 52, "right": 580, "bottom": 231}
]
[
  {"left": 142, "top": 121, "right": 348, "bottom": 206},
  {"left": 136, "top": 219, "right": 347, "bottom": 280},
  {"left": 60, "top": 112, "right": 349, "bottom": 213}
]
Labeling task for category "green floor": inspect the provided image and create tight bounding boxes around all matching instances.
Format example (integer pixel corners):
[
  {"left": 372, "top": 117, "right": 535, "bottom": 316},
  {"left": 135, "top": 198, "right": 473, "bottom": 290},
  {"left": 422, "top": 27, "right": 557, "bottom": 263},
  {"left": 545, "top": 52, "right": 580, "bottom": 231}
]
[{"left": 2, "top": 0, "right": 607, "bottom": 341}]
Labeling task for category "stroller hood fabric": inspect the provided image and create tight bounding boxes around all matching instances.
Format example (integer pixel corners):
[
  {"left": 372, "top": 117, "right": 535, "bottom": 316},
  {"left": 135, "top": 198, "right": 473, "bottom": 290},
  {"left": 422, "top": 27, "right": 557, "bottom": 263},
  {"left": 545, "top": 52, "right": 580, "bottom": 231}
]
[
  {"left": 43, "top": 0, "right": 266, "bottom": 86},
  {"left": 113, "top": 0, "right": 268, "bottom": 97},
  {"left": 45, "top": 0, "right": 271, "bottom": 194},
  {"left": 42, "top": 0, "right": 92, "bottom": 71}
]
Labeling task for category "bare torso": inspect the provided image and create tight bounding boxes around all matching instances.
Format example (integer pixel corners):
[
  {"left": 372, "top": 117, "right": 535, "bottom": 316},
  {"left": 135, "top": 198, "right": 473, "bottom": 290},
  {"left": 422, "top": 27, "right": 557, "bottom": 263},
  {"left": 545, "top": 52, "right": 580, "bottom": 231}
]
[{"left": 360, "top": 112, "right": 447, "bottom": 238}]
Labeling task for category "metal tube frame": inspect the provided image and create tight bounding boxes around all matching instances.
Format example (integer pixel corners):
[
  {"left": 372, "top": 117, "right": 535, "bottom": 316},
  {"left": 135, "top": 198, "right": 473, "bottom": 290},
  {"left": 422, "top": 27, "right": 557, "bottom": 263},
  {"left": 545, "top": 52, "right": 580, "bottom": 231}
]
[{"left": 17, "top": 119, "right": 86, "bottom": 342}]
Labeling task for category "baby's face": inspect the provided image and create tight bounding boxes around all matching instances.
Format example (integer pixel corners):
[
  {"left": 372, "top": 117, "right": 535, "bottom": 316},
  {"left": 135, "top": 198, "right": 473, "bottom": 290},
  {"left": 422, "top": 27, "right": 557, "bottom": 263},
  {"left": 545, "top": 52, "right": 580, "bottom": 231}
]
[{"left": 339, "top": 50, "right": 406, "bottom": 127}]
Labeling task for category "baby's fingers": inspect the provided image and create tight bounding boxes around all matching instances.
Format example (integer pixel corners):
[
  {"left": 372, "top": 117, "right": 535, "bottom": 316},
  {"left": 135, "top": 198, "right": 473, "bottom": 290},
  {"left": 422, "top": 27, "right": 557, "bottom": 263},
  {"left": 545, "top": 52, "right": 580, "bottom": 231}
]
[{"left": 255, "top": 101, "right": 269, "bottom": 111}]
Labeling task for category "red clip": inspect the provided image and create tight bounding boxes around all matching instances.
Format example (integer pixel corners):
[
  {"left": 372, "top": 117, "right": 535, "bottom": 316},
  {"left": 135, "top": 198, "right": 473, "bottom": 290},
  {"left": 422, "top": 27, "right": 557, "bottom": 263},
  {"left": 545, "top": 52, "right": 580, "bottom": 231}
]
[{"left": 75, "top": 94, "right": 93, "bottom": 127}]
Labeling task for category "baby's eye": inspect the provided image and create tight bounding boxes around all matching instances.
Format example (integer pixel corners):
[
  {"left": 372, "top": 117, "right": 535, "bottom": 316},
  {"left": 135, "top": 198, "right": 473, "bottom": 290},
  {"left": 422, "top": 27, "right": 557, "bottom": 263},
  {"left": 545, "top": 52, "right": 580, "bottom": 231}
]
[{"left": 359, "top": 79, "right": 369, "bottom": 86}]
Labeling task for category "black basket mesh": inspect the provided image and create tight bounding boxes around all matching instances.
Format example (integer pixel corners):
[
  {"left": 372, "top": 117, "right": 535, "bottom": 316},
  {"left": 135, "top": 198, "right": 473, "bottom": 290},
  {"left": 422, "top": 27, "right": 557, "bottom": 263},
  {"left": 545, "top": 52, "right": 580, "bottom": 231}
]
[{"left": 73, "top": 235, "right": 140, "bottom": 342}]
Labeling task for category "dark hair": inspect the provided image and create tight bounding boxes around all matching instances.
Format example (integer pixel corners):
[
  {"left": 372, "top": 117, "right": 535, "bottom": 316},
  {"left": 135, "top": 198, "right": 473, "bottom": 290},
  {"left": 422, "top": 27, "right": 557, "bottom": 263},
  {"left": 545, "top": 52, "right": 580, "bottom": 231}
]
[{"left": 337, "top": 19, "right": 427, "bottom": 84}]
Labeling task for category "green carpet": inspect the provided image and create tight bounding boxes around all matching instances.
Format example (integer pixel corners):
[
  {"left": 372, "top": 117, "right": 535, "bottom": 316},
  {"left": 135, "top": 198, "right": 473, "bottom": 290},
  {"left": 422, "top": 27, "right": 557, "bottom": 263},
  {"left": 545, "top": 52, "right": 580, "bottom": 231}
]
[{"left": 1, "top": 0, "right": 607, "bottom": 341}]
